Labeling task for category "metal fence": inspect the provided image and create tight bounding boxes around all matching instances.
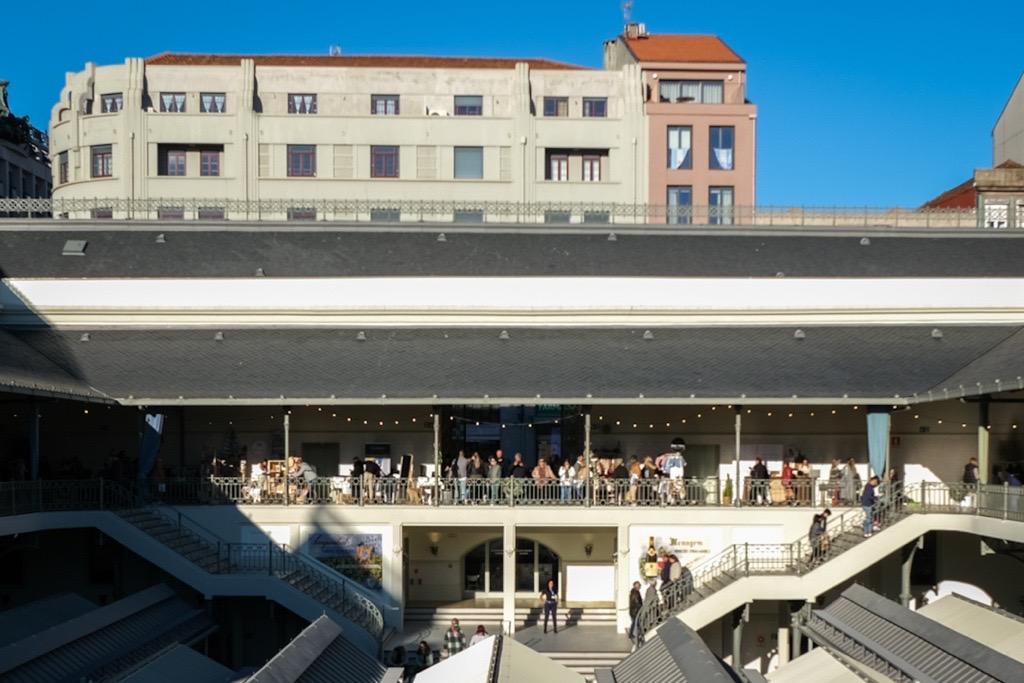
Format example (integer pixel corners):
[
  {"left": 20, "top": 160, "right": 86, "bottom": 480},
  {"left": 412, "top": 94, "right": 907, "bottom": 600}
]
[{"left": 0, "top": 197, "right": 987, "bottom": 230}]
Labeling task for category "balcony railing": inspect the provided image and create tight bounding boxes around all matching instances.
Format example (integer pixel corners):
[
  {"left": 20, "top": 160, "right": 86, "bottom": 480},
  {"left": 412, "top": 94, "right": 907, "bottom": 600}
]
[{"left": 0, "top": 197, "right": 988, "bottom": 229}]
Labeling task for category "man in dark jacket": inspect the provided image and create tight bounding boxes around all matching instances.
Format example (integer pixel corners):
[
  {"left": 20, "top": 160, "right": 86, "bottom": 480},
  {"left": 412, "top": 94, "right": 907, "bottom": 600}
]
[
  {"left": 861, "top": 476, "right": 879, "bottom": 537},
  {"left": 749, "top": 458, "right": 770, "bottom": 505},
  {"left": 628, "top": 581, "right": 643, "bottom": 640},
  {"left": 351, "top": 458, "right": 364, "bottom": 500}
]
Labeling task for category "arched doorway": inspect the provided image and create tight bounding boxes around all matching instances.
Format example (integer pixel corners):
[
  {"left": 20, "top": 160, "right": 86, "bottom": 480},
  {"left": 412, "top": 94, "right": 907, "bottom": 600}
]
[{"left": 463, "top": 538, "right": 560, "bottom": 597}]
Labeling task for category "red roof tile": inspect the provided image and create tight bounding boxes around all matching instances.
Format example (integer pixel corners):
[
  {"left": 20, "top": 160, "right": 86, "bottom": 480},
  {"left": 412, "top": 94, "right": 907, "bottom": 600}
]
[
  {"left": 921, "top": 160, "right": 1024, "bottom": 209},
  {"left": 623, "top": 34, "right": 744, "bottom": 64},
  {"left": 145, "top": 52, "right": 589, "bottom": 70}
]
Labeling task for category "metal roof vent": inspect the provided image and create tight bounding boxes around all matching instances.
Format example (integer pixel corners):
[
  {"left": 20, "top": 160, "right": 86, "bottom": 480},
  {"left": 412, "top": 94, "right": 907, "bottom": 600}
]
[
  {"left": 607, "top": 232, "right": 618, "bottom": 241},
  {"left": 436, "top": 233, "right": 447, "bottom": 242},
  {"left": 642, "top": 330, "right": 654, "bottom": 340},
  {"left": 498, "top": 330, "right": 510, "bottom": 340},
  {"left": 213, "top": 331, "right": 225, "bottom": 341},
  {"left": 859, "top": 237, "right": 871, "bottom": 246},
  {"left": 79, "top": 332, "right": 91, "bottom": 342},
  {"left": 775, "top": 271, "right": 785, "bottom": 278},
  {"left": 155, "top": 233, "right": 166, "bottom": 244},
  {"left": 794, "top": 329, "right": 806, "bottom": 340},
  {"left": 931, "top": 328, "right": 943, "bottom": 340},
  {"left": 254, "top": 267, "right": 266, "bottom": 277},
  {"left": 62, "top": 239, "right": 88, "bottom": 256},
  {"left": 356, "top": 331, "right": 367, "bottom": 341}
]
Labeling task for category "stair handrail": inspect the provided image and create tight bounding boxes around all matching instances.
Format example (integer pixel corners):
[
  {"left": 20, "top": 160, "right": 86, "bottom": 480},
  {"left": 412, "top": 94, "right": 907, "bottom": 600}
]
[{"left": 634, "top": 483, "right": 905, "bottom": 643}]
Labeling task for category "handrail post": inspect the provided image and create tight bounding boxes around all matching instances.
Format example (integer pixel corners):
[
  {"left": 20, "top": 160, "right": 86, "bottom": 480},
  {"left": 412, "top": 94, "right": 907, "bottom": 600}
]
[
  {"left": 744, "top": 542, "right": 749, "bottom": 577},
  {"left": 268, "top": 540, "right": 273, "bottom": 576},
  {"left": 1004, "top": 483, "right": 1009, "bottom": 521},
  {"left": 99, "top": 478, "right": 105, "bottom": 510},
  {"left": 217, "top": 541, "right": 222, "bottom": 573}
]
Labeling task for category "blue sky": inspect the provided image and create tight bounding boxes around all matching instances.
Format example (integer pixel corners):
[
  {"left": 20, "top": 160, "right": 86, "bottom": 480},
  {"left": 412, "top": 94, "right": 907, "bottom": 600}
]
[{"left": 3, "top": 0, "right": 1021, "bottom": 206}]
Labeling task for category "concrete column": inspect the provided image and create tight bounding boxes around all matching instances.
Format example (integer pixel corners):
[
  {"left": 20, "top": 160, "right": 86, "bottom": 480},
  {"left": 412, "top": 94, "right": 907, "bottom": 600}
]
[
  {"left": 503, "top": 522, "right": 516, "bottom": 635},
  {"left": 616, "top": 522, "right": 631, "bottom": 633},
  {"left": 734, "top": 407, "right": 742, "bottom": 506},
  {"left": 978, "top": 398, "right": 990, "bottom": 484},
  {"left": 732, "top": 605, "right": 748, "bottom": 669},
  {"left": 777, "top": 624, "right": 790, "bottom": 665},
  {"left": 900, "top": 537, "right": 923, "bottom": 607},
  {"left": 390, "top": 522, "right": 405, "bottom": 629},
  {"left": 432, "top": 411, "right": 441, "bottom": 506}
]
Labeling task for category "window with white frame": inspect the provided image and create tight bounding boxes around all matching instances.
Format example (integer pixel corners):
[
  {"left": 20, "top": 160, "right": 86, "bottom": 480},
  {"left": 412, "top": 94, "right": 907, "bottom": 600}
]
[
  {"left": 709, "top": 186, "right": 735, "bottom": 225},
  {"left": 90, "top": 145, "right": 112, "bottom": 178},
  {"left": 667, "top": 126, "right": 692, "bottom": 169},
  {"left": 200, "top": 92, "right": 226, "bottom": 113},
  {"left": 159, "top": 92, "right": 186, "bottom": 112},
  {"left": 287, "top": 93, "right": 317, "bottom": 114},
  {"left": 582, "top": 155, "right": 601, "bottom": 182},
  {"left": 158, "top": 147, "right": 186, "bottom": 176},
  {"left": 100, "top": 93, "right": 123, "bottom": 113},
  {"left": 371, "top": 94, "right": 400, "bottom": 115},
  {"left": 984, "top": 201, "right": 1009, "bottom": 229},
  {"left": 710, "top": 126, "right": 735, "bottom": 170},
  {"left": 200, "top": 148, "right": 221, "bottom": 177},
  {"left": 658, "top": 80, "right": 724, "bottom": 104},
  {"left": 667, "top": 186, "right": 693, "bottom": 225}
]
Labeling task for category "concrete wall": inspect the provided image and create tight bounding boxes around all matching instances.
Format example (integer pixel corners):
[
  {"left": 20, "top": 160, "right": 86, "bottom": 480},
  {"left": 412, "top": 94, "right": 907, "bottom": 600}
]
[{"left": 994, "top": 73, "right": 1024, "bottom": 166}]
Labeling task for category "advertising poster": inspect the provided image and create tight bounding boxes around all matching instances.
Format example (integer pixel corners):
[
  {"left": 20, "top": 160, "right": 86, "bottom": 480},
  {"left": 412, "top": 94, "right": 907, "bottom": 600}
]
[{"left": 305, "top": 532, "right": 384, "bottom": 590}]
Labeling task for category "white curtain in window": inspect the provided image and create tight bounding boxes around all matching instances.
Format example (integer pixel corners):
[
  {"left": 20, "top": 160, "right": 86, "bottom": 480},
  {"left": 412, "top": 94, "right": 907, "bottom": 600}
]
[
  {"left": 303, "top": 95, "right": 313, "bottom": 113},
  {"left": 174, "top": 94, "right": 185, "bottom": 111},
  {"left": 668, "top": 127, "right": 691, "bottom": 169},
  {"left": 702, "top": 81, "right": 724, "bottom": 104},
  {"left": 713, "top": 147, "right": 734, "bottom": 170},
  {"left": 161, "top": 94, "right": 173, "bottom": 111},
  {"left": 214, "top": 94, "right": 225, "bottom": 112},
  {"left": 201, "top": 94, "right": 213, "bottom": 112}
]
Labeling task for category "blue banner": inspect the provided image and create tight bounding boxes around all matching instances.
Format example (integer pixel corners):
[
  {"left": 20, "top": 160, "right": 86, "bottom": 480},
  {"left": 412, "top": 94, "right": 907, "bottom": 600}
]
[{"left": 866, "top": 410, "right": 890, "bottom": 478}]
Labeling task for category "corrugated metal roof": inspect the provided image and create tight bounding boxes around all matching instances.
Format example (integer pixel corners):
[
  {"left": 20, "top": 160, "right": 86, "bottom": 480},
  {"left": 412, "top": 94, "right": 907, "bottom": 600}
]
[
  {"left": 600, "top": 619, "right": 736, "bottom": 683},
  {"left": 805, "top": 584, "right": 1024, "bottom": 683},
  {"left": 121, "top": 644, "right": 239, "bottom": 683},
  {"left": 247, "top": 615, "right": 387, "bottom": 683},
  {"left": 919, "top": 595, "right": 1024, "bottom": 666},
  {"left": 0, "top": 594, "right": 96, "bottom": 648},
  {"left": 764, "top": 648, "right": 863, "bottom": 683}
]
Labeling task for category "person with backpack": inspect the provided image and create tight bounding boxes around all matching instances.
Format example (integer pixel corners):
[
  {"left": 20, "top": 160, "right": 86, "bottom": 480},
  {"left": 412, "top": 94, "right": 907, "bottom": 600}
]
[{"left": 862, "top": 476, "right": 879, "bottom": 537}]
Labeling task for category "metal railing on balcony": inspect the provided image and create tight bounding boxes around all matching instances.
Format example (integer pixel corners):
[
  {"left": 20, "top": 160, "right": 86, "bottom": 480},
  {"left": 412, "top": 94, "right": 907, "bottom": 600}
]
[{"left": 0, "top": 197, "right": 988, "bottom": 230}]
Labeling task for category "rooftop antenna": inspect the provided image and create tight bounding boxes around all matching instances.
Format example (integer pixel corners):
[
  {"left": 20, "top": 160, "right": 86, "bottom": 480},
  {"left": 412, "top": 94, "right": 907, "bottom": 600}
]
[
  {"left": 328, "top": 45, "right": 342, "bottom": 56},
  {"left": 622, "top": 0, "right": 633, "bottom": 24}
]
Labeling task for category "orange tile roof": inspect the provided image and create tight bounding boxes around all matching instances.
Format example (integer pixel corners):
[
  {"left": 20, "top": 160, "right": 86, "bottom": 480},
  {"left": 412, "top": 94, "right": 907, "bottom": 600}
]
[
  {"left": 921, "top": 160, "right": 1023, "bottom": 209},
  {"left": 623, "top": 34, "right": 744, "bottom": 64},
  {"left": 145, "top": 52, "right": 589, "bottom": 70}
]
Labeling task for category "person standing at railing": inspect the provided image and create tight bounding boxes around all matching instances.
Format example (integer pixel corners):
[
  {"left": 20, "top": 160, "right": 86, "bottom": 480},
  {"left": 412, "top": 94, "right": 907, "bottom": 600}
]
[
  {"left": 809, "top": 508, "right": 830, "bottom": 563},
  {"left": 640, "top": 456, "right": 659, "bottom": 505},
  {"left": 454, "top": 450, "right": 469, "bottom": 504},
  {"left": 841, "top": 458, "right": 860, "bottom": 506},
  {"left": 781, "top": 458, "right": 795, "bottom": 505},
  {"left": 468, "top": 452, "right": 485, "bottom": 504},
  {"left": 364, "top": 457, "right": 381, "bottom": 504},
  {"left": 828, "top": 459, "right": 843, "bottom": 506},
  {"left": 749, "top": 458, "right": 769, "bottom": 505},
  {"left": 532, "top": 457, "right": 556, "bottom": 502},
  {"left": 487, "top": 455, "right": 502, "bottom": 503},
  {"left": 574, "top": 455, "right": 588, "bottom": 501},
  {"left": 861, "top": 476, "right": 879, "bottom": 537},
  {"left": 962, "top": 457, "right": 980, "bottom": 508},
  {"left": 611, "top": 458, "right": 630, "bottom": 505},
  {"left": 351, "top": 457, "right": 364, "bottom": 502},
  {"left": 558, "top": 457, "right": 576, "bottom": 503}
]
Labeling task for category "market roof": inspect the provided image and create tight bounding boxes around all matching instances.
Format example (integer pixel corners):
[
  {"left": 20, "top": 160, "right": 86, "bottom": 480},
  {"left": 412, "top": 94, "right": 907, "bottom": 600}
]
[
  {"left": 0, "top": 584, "right": 217, "bottom": 683},
  {"left": 145, "top": 52, "right": 588, "bottom": 70},
  {"left": 802, "top": 584, "right": 1024, "bottom": 683},
  {"left": 0, "top": 325, "right": 1021, "bottom": 404},
  {"left": 764, "top": 648, "right": 865, "bottom": 683},
  {"left": 622, "top": 34, "right": 744, "bottom": 64},
  {"left": 121, "top": 645, "right": 239, "bottom": 683},
  {"left": 3, "top": 228, "right": 1024, "bottom": 279},
  {"left": 415, "top": 634, "right": 584, "bottom": 683},
  {"left": 0, "top": 594, "right": 96, "bottom": 648},
  {"left": 594, "top": 618, "right": 739, "bottom": 683},
  {"left": 247, "top": 615, "right": 394, "bottom": 683},
  {"left": 918, "top": 594, "right": 1024, "bottom": 665}
]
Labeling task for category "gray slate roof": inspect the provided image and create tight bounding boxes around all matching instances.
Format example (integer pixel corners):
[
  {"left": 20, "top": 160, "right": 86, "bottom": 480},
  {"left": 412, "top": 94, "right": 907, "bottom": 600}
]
[
  {"left": 1, "top": 325, "right": 1022, "bottom": 403},
  {"left": 803, "top": 584, "right": 1024, "bottom": 683},
  {"left": 0, "top": 584, "right": 216, "bottom": 683},
  {"left": 0, "top": 330, "right": 108, "bottom": 401},
  {"left": 2, "top": 227, "right": 1024, "bottom": 278},
  {"left": 595, "top": 618, "right": 738, "bottom": 683},
  {"left": 247, "top": 615, "right": 389, "bottom": 683}
]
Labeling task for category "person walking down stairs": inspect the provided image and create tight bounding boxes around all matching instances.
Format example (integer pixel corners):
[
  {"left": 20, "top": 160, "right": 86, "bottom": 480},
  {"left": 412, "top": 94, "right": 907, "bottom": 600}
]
[{"left": 862, "top": 476, "right": 880, "bottom": 537}]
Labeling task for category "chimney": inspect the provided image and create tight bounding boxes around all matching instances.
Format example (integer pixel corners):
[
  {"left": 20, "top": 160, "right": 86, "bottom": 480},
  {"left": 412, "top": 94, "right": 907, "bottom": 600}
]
[{"left": 624, "top": 22, "right": 647, "bottom": 39}]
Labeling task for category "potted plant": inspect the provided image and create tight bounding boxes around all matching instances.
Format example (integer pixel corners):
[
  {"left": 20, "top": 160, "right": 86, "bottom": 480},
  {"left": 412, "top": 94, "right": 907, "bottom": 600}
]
[{"left": 722, "top": 474, "right": 733, "bottom": 505}]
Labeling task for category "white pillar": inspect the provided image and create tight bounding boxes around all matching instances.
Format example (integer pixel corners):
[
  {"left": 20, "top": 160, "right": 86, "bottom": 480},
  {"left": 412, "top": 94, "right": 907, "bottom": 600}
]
[
  {"left": 584, "top": 412, "right": 593, "bottom": 507},
  {"left": 390, "top": 522, "right": 404, "bottom": 630},
  {"left": 734, "top": 408, "right": 742, "bottom": 506},
  {"left": 433, "top": 412, "right": 441, "bottom": 505},
  {"left": 616, "top": 522, "right": 631, "bottom": 633},
  {"left": 503, "top": 522, "right": 516, "bottom": 635}
]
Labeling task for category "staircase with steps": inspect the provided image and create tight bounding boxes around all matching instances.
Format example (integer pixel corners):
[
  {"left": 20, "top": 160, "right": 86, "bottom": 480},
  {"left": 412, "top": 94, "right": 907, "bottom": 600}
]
[
  {"left": 114, "top": 507, "right": 385, "bottom": 640},
  {"left": 547, "top": 650, "right": 630, "bottom": 680},
  {"left": 404, "top": 604, "right": 617, "bottom": 630}
]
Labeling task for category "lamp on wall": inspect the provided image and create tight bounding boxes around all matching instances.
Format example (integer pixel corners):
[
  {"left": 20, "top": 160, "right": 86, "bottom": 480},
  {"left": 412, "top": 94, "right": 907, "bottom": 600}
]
[
  {"left": 428, "top": 532, "right": 441, "bottom": 556},
  {"left": 584, "top": 543, "right": 593, "bottom": 558}
]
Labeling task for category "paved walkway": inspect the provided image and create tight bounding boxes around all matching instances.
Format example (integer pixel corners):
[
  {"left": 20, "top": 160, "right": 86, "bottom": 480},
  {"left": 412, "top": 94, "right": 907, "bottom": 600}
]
[{"left": 513, "top": 623, "right": 631, "bottom": 653}]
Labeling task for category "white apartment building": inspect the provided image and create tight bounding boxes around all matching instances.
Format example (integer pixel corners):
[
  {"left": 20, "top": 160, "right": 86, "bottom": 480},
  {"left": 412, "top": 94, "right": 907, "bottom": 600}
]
[{"left": 47, "top": 26, "right": 755, "bottom": 222}]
